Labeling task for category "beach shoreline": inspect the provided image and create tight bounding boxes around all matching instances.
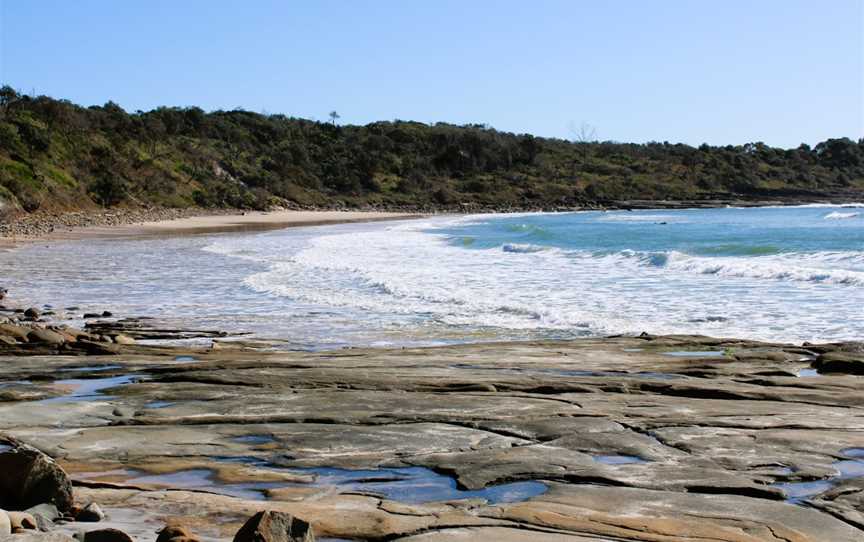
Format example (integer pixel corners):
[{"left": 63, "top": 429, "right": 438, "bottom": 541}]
[
  {"left": 0, "top": 208, "right": 425, "bottom": 250},
  {"left": 4, "top": 195, "right": 864, "bottom": 250}
]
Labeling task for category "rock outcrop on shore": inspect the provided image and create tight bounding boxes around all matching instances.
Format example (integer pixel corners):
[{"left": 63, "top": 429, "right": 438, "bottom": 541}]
[{"left": 1, "top": 305, "right": 863, "bottom": 541}]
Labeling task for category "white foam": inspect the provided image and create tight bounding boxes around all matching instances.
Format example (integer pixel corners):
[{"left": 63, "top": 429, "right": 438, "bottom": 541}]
[
  {"left": 238, "top": 218, "right": 864, "bottom": 344},
  {"left": 502, "top": 243, "right": 548, "bottom": 253},
  {"left": 610, "top": 250, "right": 864, "bottom": 286},
  {"left": 825, "top": 211, "right": 860, "bottom": 220}
]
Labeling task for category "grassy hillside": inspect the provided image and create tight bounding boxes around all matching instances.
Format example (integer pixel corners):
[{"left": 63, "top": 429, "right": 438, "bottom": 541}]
[{"left": 1, "top": 87, "right": 863, "bottom": 216}]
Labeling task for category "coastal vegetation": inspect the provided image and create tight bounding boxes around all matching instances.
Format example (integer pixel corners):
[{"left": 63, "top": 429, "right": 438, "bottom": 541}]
[{"left": 1, "top": 87, "right": 863, "bottom": 215}]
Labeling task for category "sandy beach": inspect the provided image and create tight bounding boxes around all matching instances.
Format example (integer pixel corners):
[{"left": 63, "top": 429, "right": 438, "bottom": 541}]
[{"left": 0, "top": 209, "right": 422, "bottom": 249}]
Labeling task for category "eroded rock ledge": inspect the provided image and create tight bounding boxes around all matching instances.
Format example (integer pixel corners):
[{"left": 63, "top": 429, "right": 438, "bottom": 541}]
[{"left": 1, "top": 330, "right": 863, "bottom": 541}]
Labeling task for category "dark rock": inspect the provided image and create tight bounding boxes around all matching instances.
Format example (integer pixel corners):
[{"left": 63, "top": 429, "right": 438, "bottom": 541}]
[
  {"left": 814, "top": 352, "right": 864, "bottom": 375},
  {"left": 100, "top": 311, "right": 112, "bottom": 318},
  {"left": 155, "top": 524, "right": 200, "bottom": 542},
  {"left": 71, "top": 341, "right": 120, "bottom": 355},
  {"left": 25, "top": 329, "right": 65, "bottom": 345},
  {"left": 23, "top": 308, "right": 40, "bottom": 319},
  {"left": 82, "top": 529, "right": 133, "bottom": 542},
  {"left": 233, "top": 511, "right": 315, "bottom": 542},
  {"left": 0, "top": 437, "right": 74, "bottom": 513},
  {"left": 82, "top": 314, "right": 100, "bottom": 320},
  {"left": 75, "top": 503, "right": 104, "bottom": 522}
]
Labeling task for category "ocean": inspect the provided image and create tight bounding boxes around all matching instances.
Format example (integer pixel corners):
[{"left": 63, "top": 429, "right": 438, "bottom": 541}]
[{"left": 3, "top": 205, "right": 863, "bottom": 348}]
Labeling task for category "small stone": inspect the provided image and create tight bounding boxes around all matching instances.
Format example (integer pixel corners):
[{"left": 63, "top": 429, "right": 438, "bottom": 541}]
[
  {"left": 156, "top": 524, "right": 200, "bottom": 542},
  {"left": 23, "top": 308, "right": 40, "bottom": 319},
  {"left": 8, "top": 511, "right": 38, "bottom": 532},
  {"left": 76, "top": 503, "right": 104, "bottom": 522},
  {"left": 82, "top": 314, "right": 100, "bottom": 319},
  {"left": 111, "top": 335, "right": 134, "bottom": 345},
  {"left": 233, "top": 511, "right": 315, "bottom": 542},
  {"left": 101, "top": 311, "right": 112, "bottom": 317},
  {"left": 82, "top": 528, "right": 133, "bottom": 542}
]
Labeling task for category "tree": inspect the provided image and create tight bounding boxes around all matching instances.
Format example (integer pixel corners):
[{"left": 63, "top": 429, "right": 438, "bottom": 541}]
[
  {"left": 570, "top": 121, "right": 597, "bottom": 168},
  {"left": 328, "top": 111, "right": 340, "bottom": 126}
]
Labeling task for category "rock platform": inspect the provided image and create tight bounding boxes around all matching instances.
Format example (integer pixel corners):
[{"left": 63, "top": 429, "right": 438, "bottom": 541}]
[{"left": 1, "top": 332, "right": 864, "bottom": 540}]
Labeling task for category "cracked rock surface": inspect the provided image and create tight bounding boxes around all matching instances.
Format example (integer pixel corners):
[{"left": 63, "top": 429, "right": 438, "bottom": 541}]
[{"left": 1, "top": 335, "right": 863, "bottom": 541}]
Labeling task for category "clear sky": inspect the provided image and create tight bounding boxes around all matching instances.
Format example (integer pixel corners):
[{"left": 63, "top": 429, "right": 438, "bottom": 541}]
[{"left": 1, "top": 0, "right": 861, "bottom": 148}]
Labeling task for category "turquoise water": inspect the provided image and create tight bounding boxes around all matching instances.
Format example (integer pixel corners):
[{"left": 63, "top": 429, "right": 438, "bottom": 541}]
[
  {"left": 438, "top": 206, "right": 864, "bottom": 259},
  {"left": 2, "top": 205, "right": 862, "bottom": 346}
]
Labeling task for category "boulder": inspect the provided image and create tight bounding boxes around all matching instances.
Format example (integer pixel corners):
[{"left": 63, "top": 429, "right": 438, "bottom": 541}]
[
  {"left": 76, "top": 503, "right": 104, "bottom": 522},
  {"left": 0, "top": 336, "right": 16, "bottom": 345},
  {"left": 0, "top": 324, "right": 29, "bottom": 342},
  {"left": 233, "top": 511, "right": 315, "bottom": 542},
  {"left": 23, "top": 308, "right": 40, "bottom": 319},
  {"left": 7, "top": 511, "right": 37, "bottom": 533},
  {"left": 0, "top": 437, "right": 74, "bottom": 513},
  {"left": 814, "top": 352, "right": 864, "bottom": 375},
  {"left": 155, "top": 524, "right": 200, "bottom": 542},
  {"left": 25, "top": 329, "right": 65, "bottom": 345},
  {"left": 0, "top": 510, "right": 10, "bottom": 537},
  {"left": 82, "top": 529, "right": 133, "bottom": 542}
]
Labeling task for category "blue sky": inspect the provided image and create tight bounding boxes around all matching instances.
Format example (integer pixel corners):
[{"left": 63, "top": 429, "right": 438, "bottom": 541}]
[{"left": 1, "top": 0, "right": 861, "bottom": 147}]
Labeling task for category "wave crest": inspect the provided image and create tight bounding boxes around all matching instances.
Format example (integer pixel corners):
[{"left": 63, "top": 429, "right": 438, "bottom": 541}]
[
  {"left": 825, "top": 211, "right": 860, "bottom": 220},
  {"left": 618, "top": 250, "right": 864, "bottom": 286}
]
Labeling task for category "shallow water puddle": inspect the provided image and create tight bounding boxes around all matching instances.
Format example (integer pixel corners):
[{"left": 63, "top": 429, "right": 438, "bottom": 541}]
[
  {"left": 772, "top": 480, "right": 835, "bottom": 502},
  {"left": 772, "top": 450, "right": 864, "bottom": 503},
  {"left": 127, "top": 469, "right": 282, "bottom": 500},
  {"left": 294, "top": 466, "right": 548, "bottom": 504},
  {"left": 39, "top": 375, "right": 145, "bottom": 403},
  {"left": 593, "top": 455, "right": 649, "bottom": 465},
  {"left": 450, "top": 363, "right": 683, "bottom": 380},
  {"left": 173, "top": 356, "right": 199, "bottom": 362},
  {"left": 841, "top": 448, "right": 864, "bottom": 458},
  {"left": 143, "top": 401, "right": 174, "bottom": 409},
  {"left": 0, "top": 380, "right": 31, "bottom": 389},
  {"left": 58, "top": 364, "right": 123, "bottom": 372},
  {"left": 233, "top": 435, "right": 278, "bottom": 445},
  {"left": 797, "top": 368, "right": 821, "bottom": 377},
  {"left": 662, "top": 350, "right": 725, "bottom": 358},
  {"left": 132, "top": 461, "right": 548, "bottom": 504}
]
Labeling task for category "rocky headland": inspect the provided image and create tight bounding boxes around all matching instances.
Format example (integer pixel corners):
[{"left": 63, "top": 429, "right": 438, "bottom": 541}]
[{"left": 1, "top": 294, "right": 863, "bottom": 541}]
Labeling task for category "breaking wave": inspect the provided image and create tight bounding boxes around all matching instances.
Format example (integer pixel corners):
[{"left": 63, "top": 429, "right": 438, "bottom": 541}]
[{"left": 825, "top": 211, "right": 860, "bottom": 220}]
